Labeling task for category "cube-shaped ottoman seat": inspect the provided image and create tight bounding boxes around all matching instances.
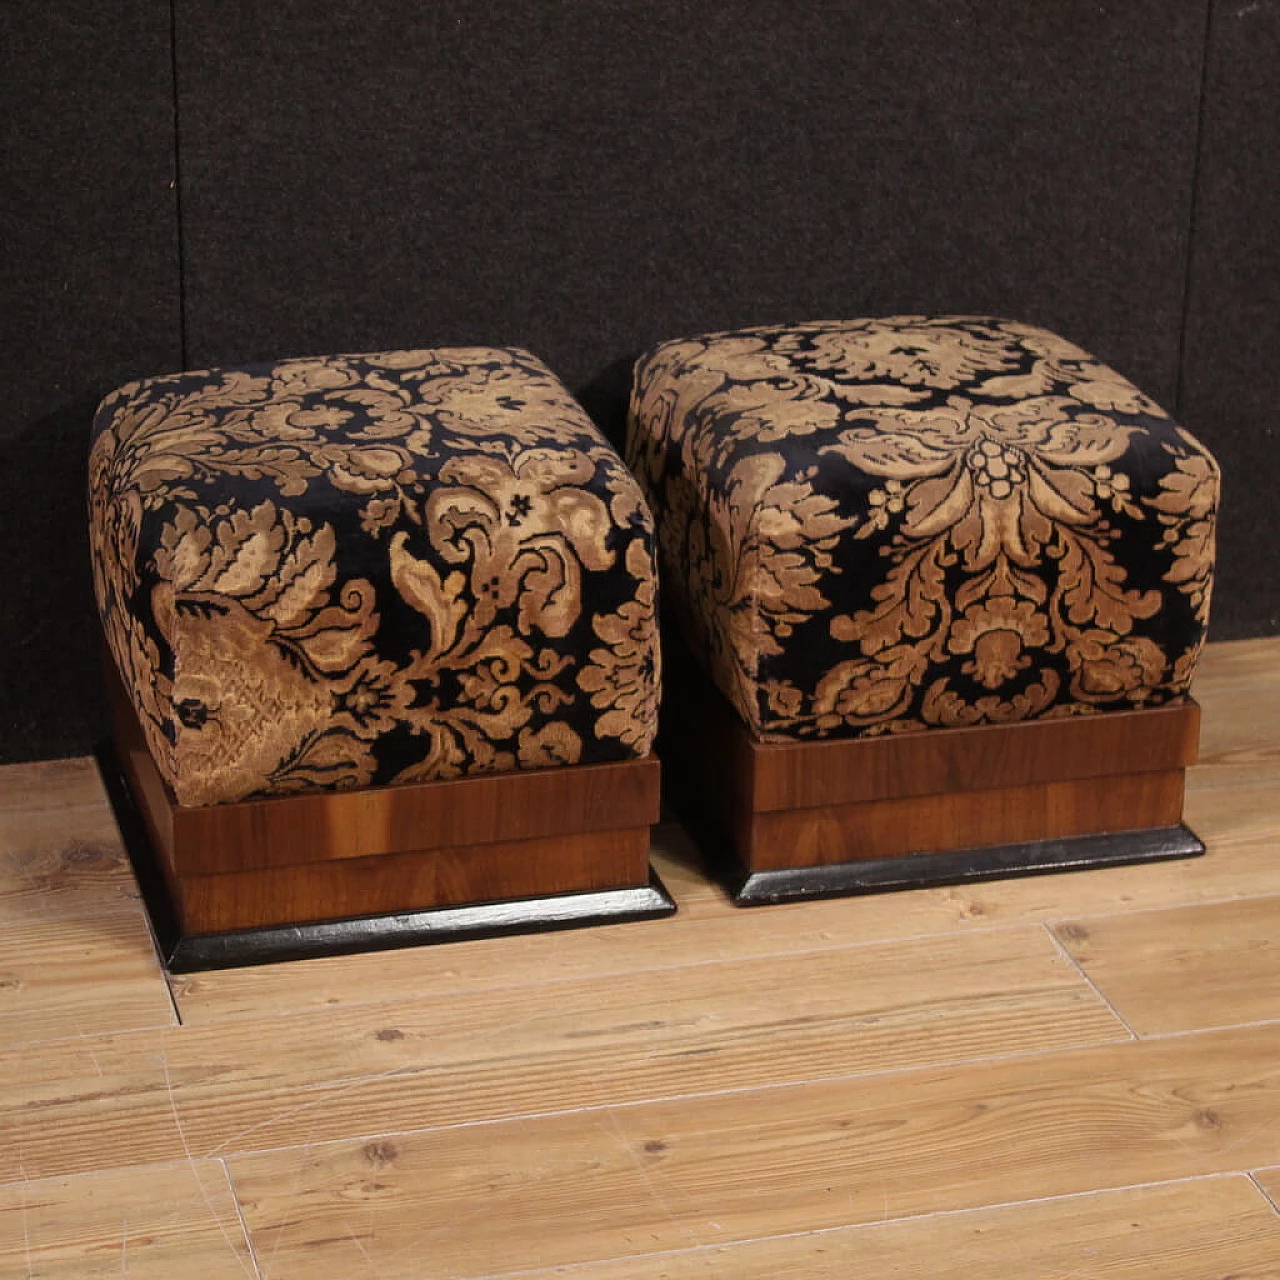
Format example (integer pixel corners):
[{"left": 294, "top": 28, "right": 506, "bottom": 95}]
[
  {"left": 90, "top": 346, "right": 672, "bottom": 968},
  {"left": 628, "top": 316, "right": 1219, "bottom": 902}
]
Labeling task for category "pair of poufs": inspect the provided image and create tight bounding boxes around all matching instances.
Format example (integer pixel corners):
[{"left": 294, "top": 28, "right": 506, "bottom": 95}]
[{"left": 89, "top": 318, "right": 1219, "bottom": 969}]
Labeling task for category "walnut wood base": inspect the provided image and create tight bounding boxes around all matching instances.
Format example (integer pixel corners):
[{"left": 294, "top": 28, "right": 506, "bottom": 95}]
[
  {"left": 97, "top": 655, "right": 673, "bottom": 967},
  {"left": 97, "top": 742, "right": 674, "bottom": 971},
  {"left": 661, "top": 641, "right": 1205, "bottom": 904}
]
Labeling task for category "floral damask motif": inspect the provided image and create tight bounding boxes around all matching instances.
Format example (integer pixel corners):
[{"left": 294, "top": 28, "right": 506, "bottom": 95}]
[
  {"left": 91, "top": 348, "right": 660, "bottom": 805},
  {"left": 144, "top": 500, "right": 391, "bottom": 804},
  {"left": 949, "top": 596, "right": 1051, "bottom": 690},
  {"left": 629, "top": 316, "right": 1220, "bottom": 741},
  {"left": 577, "top": 540, "right": 663, "bottom": 749},
  {"left": 774, "top": 318, "right": 1025, "bottom": 395},
  {"left": 1150, "top": 439, "right": 1218, "bottom": 620}
]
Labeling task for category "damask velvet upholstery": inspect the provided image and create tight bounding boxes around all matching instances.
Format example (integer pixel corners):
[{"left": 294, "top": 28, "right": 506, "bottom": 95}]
[
  {"left": 628, "top": 316, "right": 1218, "bottom": 742},
  {"left": 90, "top": 347, "right": 659, "bottom": 807}
]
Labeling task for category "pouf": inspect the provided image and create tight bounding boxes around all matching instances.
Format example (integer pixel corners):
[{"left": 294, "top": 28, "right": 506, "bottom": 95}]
[
  {"left": 90, "top": 346, "right": 671, "bottom": 968},
  {"left": 628, "top": 316, "right": 1219, "bottom": 902}
]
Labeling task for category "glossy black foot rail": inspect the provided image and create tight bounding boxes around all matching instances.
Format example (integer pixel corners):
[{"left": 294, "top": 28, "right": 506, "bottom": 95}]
[{"left": 727, "top": 826, "right": 1205, "bottom": 907}]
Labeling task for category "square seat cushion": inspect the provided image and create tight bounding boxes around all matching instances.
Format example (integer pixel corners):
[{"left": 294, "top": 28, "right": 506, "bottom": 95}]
[
  {"left": 627, "top": 316, "right": 1219, "bottom": 742},
  {"left": 90, "top": 347, "right": 660, "bottom": 806}
]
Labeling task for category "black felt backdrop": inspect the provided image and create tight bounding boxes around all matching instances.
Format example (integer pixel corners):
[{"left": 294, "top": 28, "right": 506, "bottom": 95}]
[{"left": 2, "top": 0, "right": 1276, "bottom": 763}]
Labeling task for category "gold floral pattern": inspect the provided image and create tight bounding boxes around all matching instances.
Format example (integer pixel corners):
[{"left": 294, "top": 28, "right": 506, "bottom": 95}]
[
  {"left": 628, "top": 316, "right": 1219, "bottom": 742},
  {"left": 91, "top": 347, "right": 659, "bottom": 806}
]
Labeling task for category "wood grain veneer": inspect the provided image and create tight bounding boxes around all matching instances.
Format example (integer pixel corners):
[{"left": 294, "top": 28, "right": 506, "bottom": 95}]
[
  {"left": 746, "top": 771, "right": 1186, "bottom": 870},
  {"left": 747, "top": 701, "right": 1199, "bottom": 811},
  {"left": 173, "top": 827, "right": 651, "bottom": 933}
]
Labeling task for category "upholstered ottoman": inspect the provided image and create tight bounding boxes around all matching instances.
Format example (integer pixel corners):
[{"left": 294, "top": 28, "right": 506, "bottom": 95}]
[
  {"left": 90, "top": 346, "right": 671, "bottom": 968},
  {"left": 628, "top": 316, "right": 1219, "bottom": 902}
]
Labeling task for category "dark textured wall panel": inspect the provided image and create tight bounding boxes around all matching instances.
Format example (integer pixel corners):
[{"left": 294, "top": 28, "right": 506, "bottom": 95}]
[
  {"left": 1179, "top": 0, "right": 1280, "bottom": 640},
  {"left": 177, "top": 0, "right": 1203, "bottom": 440},
  {"left": 0, "top": 5, "right": 180, "bottom": 762}
]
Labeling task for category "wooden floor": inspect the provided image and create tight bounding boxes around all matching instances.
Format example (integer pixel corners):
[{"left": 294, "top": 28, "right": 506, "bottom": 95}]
[{"left": 2, "top": 638, "right": 1279, "bottom": 1278}]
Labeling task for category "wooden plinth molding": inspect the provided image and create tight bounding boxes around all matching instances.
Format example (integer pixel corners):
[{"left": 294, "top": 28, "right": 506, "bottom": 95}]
[
  {"left": 661, "top": 643, "right": 1204, "bottom": 898},
  {"left": 100, "top": 657, "right": 670, "bottom": 965}
]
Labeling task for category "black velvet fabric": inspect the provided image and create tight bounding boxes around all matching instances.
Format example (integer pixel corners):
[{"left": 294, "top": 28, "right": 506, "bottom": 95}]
[
  {"left": 90, "top": 349, "right": 659, "bottom": 806},
  {"left": 630, "top": 318, "right": 1218, "bottom": 742}
]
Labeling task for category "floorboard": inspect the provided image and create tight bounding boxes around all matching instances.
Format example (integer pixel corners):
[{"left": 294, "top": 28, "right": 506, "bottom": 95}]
[
  {"left": 0, "top": 756, "right": 108, "bottom": 813},
  {"left": 0, "top": 1031, "right": 185, "bottom": 1183},
  {"left": 0, "top": 801, "right": 140, "bottom": 922},
  {"left": 0, "top": 911, "right": 175, "bottom": 1049},
  {"left": 490, "top": 1178, "right": 1280, "bottom": 1280},
  {"left": 0, "top": 1159, "right": 256, "bottom": 1279},
  {"left": 2, "top": 926, "right": 1123, "bottom": 1180},
  {"left": 1055, "top": 894, "right": 1280, "bottom": 1035},
  {"left": 225, "top": 1023, "right": 1280, "bottom": 1277}
]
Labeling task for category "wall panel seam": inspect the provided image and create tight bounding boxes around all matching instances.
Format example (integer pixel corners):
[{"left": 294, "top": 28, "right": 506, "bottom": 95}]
[{"left": 1174, "top": 0, "right": 1217, "bottom": 415}]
